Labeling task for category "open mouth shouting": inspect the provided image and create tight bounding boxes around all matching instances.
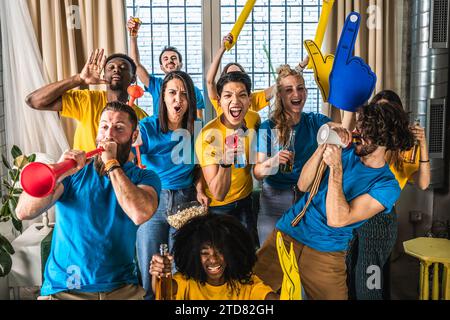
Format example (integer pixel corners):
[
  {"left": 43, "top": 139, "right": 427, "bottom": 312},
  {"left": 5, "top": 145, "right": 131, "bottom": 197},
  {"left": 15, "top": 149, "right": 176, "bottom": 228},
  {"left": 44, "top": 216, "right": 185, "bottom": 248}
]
[
  {"left": 229, "top": 106, "right": 243, "bottom": 119},
  {"left": 173, "top": 105, "right": 182, "bottom": 113},
  {"left": 291, "top": 98, "right": 303, "bottom": 108}
]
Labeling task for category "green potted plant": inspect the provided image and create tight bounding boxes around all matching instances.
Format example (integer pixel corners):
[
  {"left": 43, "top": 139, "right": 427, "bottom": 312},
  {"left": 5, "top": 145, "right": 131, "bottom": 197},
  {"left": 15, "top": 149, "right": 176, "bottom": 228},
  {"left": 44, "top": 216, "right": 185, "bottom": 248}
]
[{"left": 0, "top": 145, "right": 35, "bottom": 277}]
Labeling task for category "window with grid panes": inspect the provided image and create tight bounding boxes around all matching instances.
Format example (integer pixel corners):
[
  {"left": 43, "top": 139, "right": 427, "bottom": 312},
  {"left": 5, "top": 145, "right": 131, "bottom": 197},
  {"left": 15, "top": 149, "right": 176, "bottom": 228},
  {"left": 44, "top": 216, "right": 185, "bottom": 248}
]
[
  {"left": 221, "top": 0, "right": 322, "bottom": 120},
  {"left": 126, "top": 0, "right": 203, "bottom": 116},
  {"left": 126, "top": 0, "right": 323, "bottom": 121}
]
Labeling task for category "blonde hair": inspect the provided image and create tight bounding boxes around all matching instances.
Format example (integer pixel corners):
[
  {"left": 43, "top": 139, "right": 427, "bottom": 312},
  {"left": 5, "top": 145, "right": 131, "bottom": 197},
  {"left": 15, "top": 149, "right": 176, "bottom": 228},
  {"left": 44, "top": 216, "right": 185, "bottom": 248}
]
[{"left": 270, "top": 64, "right": 306, "bottom": 146}]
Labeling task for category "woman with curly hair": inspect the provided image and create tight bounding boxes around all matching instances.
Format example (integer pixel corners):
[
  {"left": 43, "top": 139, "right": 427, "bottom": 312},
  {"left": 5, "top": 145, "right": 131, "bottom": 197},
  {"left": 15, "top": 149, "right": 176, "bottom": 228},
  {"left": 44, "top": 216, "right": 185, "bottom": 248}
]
[
  {"left": 346, "top": 90, "right": 431, "bottom": 300},
  {"left": 149, "top": 214, "right": 278, "bottom": 300},
  {"left": 253, "top": 64, "right": 344, "bottom": 244},
  {"left": 254, "top": 100, "right": 414, "bottom": 299}
]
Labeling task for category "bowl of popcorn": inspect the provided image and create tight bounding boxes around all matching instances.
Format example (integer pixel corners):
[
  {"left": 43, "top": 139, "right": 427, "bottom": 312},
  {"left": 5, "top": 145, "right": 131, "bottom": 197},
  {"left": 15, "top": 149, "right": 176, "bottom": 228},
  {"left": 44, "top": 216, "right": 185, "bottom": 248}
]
[{"left": 167, "top": 201, "right": 208, "bottom": 229}]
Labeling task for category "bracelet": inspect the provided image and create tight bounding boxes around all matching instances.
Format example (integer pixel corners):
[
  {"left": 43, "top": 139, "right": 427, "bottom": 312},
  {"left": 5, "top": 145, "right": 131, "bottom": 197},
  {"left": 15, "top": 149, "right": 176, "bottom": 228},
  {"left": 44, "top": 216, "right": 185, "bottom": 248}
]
[
  {"left": 106, "top": 165, "right": 121, "bottom": 176},
  {"left": 219, "top": 160, "right": 232, "bottom": 168},
  {"left": 419, "top": 160, "right": 430, "bottom": 163},
  {"left": 104, "top": 159, "right": 120, "bottom": 172}
]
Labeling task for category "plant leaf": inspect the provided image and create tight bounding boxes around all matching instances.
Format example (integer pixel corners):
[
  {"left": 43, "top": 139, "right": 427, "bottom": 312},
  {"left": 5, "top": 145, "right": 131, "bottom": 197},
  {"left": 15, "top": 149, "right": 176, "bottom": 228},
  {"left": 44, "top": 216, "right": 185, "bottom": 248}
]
[
  {"left": 13, "top": 188, "right": 23, "bottom": 195},
  {"left": 8, "top": 197, "right": 18, "bottom": 217},
  {"left": 0, "top": 203, "right": 10, "bottom": 218},
  {"left": 11, "top": 145, "right": 23, "bottom": 159},
  {"left": 0, "top": 233, "right": 14, "bottom": 255},
  {"left": 9, "top": 168, "right": 19, "bottom": 182},
  {"left": 27, "top": 154, "right": 36, "bottom": 163},
  {"left": 0, "top": 249, "right": 13, "bottom": 277},
  {"left": 14, "top": 155, "right": 29, "bottom": 169},
  {"left": 11, "top": 217, "right": 22, "bottom": 233},
  {"left": 2, "top": 178, "right": 11, "bottom": 188},
  {"left": 2, "top": 154, "right": 11, "bottom": 170}
]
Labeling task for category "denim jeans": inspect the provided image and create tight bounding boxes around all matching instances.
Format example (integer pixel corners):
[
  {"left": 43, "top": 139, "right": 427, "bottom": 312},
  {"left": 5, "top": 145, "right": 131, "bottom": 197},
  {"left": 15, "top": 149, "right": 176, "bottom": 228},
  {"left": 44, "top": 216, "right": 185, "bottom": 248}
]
[
  {"left": 208, "top": 194, "right": 259, "bottom": 248},
  {"left": 258, "top": 182, "right": 304, "bottom": 245},
  {"left": 136, "top": 186, "right": 195, "bottom": 300}
]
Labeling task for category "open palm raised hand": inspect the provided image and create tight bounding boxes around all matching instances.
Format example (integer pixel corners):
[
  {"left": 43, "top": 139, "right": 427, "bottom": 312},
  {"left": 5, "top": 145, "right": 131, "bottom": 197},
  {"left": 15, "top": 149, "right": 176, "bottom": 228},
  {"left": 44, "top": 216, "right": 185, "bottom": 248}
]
[{"left": 80, "top": 49, "right": 109, "bottom": 85}]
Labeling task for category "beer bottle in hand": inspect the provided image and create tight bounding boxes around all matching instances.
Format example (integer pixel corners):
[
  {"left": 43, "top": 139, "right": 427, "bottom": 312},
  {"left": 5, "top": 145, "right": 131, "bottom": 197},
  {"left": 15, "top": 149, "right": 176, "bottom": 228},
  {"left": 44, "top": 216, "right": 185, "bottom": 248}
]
[
  {"left": 155, "top": 243, "right": 173, "bottom": 300},
  {"left": 280, "top": 129, "right": 296, "bottom": 174}
]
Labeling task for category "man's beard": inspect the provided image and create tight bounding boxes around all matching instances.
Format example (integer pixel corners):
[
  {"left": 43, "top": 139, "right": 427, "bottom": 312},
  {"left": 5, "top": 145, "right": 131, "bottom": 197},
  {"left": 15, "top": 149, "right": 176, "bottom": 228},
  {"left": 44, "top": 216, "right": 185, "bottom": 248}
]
[
  {"left": 109, "top": 82, "right": 125, "bottom": 91},
  {"left": 355, "top": 144, "right": 378, "bottom": 157},
  {"left": 94, "top": 139, "right": 133, "bottom": 175}
]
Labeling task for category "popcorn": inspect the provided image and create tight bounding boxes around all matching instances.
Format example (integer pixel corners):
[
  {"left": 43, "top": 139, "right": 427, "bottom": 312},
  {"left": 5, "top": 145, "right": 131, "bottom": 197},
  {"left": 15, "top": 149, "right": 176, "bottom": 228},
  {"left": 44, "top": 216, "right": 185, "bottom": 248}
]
[{"left": 167, "top": 204, "right": 208, "bottom": 229}]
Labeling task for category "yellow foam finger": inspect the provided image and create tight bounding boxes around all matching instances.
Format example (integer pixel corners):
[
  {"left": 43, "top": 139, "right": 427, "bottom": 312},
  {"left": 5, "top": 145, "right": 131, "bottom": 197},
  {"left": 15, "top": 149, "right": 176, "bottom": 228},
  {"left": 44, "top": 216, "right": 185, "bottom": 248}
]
[
  {"left": 304, "top": 40, "right": 334, "bottom": 102},
  {"left": 307, "top": 0, "right": 335, "bottom": 69},
  {"left": 276, "top": 231, "right": 302, "bottom": 300},
  {"left": 225, "top": 0, "right": 257, "bottom": 51}
]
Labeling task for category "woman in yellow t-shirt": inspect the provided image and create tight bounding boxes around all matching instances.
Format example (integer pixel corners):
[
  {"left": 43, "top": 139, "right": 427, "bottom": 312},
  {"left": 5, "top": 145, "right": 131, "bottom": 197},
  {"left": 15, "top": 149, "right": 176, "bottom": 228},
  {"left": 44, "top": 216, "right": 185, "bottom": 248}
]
[
  {"left": 150, "top": 214, "right": 278, "bottom": 300},
  {"left": 206, "top": 34, "right": 275, "bottom": 124},
  {"left": 346, "top": 90, "right": 431, "bottom": 300}
]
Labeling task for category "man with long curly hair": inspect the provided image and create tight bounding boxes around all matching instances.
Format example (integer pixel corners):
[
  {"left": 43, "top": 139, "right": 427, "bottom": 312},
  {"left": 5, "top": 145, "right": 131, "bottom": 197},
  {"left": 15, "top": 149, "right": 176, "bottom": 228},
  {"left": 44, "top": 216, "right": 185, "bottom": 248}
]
[
  {"left": 150, "top": 214, "right": 278, "bottom": 300},
  {"left": 254, "top": 101, "right": 415, "bottom": 300}
]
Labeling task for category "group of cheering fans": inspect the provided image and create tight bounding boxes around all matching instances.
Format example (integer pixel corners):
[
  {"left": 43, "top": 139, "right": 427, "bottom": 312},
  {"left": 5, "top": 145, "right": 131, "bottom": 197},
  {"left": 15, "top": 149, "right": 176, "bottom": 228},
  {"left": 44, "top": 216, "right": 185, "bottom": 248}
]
[{"left": 15, "top": 18, "right": 430, "bottom": 300}]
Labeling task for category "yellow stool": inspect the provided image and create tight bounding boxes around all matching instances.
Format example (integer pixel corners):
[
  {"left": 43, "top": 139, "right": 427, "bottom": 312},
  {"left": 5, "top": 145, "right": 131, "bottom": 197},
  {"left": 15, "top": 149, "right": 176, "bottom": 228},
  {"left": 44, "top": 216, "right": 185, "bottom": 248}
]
[{"left": 403, "top": 237, "right": 450, "bottom": 300}]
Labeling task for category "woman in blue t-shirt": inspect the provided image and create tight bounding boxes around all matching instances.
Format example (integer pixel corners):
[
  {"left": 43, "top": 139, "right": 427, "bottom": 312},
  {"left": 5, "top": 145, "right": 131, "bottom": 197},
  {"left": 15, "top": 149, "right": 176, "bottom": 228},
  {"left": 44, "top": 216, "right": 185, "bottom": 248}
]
[
  {"left": 136, "top": 71, "right": 209, "bottom": 300},
  {"left": 253, "top": 65, "right": 333, "bottom": 244}
]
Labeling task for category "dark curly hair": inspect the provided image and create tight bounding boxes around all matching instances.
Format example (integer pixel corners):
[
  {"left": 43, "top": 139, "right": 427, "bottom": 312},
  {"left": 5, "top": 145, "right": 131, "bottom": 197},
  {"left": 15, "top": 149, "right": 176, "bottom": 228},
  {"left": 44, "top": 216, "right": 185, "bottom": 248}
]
[
  {"left": 356, "top": 102, "right": 414, "bottom": 152},
  {"left": 172, "top": 214, "right": 256, "bottom": 295},
  {"left": 371, "top": 90, "right": 403, "bottom": 107}
]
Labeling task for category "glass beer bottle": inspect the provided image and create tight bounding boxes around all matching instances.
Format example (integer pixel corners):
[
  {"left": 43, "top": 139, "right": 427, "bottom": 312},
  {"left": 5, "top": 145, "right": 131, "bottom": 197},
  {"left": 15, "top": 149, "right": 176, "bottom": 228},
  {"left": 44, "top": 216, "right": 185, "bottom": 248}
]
[
  {"left": 155, "top": 243, "right": 173, "bottom": 300},
  {"left": 403, "top": 119, "right": 420, "bottom": 164},
  {"left": 280, "top": 129, "right": 296, "bottom": 173},
  {"left": 129, "top": 7, "right": 142, "bottom": 37}
]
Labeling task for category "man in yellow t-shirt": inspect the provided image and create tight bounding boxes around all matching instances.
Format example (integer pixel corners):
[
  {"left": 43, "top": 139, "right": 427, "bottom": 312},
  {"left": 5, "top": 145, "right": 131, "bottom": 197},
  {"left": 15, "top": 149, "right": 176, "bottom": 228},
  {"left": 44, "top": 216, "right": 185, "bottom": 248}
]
[
  {"left": 26, "top": 49, "right": 148, "bottom": 151},
  {"left": 195, "top": 72, "right": 260, "bottom": 247}
]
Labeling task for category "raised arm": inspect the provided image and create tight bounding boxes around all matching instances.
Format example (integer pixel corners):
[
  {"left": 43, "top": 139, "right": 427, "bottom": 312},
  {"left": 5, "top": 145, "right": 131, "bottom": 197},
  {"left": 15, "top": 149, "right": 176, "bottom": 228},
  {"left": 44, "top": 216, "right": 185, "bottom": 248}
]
[
  {"left": 297, "top": 144, "right": 326, "bottom": 192},
  {"left": 323, "top": 145, "right": 387, "bottom": 227},
  {"left": 25, "top": 49, "right": 109, "bottom": 111},
  {"left": 206, "top": 34, "right": 233, "bottom": 102},
  {"left": 411, "top": 124, "right": 431, "bottom": 190},
  {"left": 16, "top": 150, "right": 88, "bottom": 220},
  {"left": 127, "top": 17, "right": 151, "bottom": 88},
  {"left": 201, "top": 143, "right": 238, "bottom": 202}
]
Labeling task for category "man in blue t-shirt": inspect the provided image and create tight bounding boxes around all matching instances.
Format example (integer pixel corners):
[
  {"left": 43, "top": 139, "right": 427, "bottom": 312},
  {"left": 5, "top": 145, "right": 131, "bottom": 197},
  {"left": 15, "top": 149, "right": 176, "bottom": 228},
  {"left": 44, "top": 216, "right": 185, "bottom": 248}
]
[
  {"left": 128, "top": 18, "right": 205, "bottom": 119},
  {"left": 253, "top": 101, "right": 414, "bottom": 300},
  {"left": 16, "top": 102, "right": 161, "bottom": 300}
]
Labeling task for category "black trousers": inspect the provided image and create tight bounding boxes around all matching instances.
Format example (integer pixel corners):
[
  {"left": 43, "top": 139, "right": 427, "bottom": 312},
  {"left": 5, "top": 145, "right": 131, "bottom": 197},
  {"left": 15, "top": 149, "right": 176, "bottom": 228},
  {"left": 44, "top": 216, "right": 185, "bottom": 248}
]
[{"left": 346, "top": 208, "right": 398, "bottom": 300}]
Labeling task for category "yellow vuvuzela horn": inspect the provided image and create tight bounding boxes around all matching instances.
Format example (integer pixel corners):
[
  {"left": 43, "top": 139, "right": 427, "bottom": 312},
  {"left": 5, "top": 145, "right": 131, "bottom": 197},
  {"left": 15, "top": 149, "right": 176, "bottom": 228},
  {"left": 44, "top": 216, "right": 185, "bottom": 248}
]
[
  {"left": 276, "top": 231, "right": 302, "bottom": 300},
  {"left": 307, "top": 0, "right": 335, "bottom": 69},
  {"left": 225, "top": 0, "right": 257, "bottom": 51}
]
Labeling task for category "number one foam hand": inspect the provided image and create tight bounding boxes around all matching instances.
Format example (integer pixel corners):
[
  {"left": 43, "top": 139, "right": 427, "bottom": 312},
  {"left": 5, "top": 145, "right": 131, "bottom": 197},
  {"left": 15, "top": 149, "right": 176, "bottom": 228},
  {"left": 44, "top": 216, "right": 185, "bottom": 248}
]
[
  {"left": 225, "top": 0, "right": 257, "bottom": 51},
  {"left": 328, "top": 12, "right": 377, "bottom": 112},
  {"left": 127, "top": 85, "right": 146, "bottom": 169}
]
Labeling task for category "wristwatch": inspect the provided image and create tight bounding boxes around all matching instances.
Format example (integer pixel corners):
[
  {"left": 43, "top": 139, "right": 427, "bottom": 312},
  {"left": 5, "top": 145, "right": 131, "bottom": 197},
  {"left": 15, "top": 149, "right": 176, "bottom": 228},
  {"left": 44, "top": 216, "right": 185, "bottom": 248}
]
[{"left": 219, "top": 159, "right": 232, "bottom": 168}]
